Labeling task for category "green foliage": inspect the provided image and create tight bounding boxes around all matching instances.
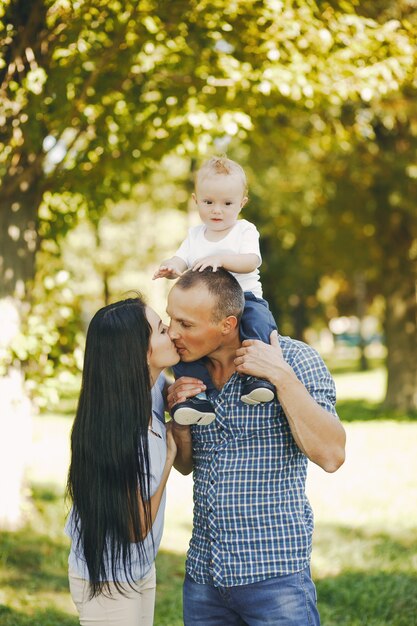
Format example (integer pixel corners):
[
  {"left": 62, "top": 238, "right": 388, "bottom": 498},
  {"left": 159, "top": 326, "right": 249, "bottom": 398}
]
[
  {"left": 2, "top": 0, "right": 415, "bottom": 218},
  {"left": 5, "top": 257, "right": 84, "bottom": 409},
  {"left": 2, "top": 0, "right": 417, "bottom": 408}
]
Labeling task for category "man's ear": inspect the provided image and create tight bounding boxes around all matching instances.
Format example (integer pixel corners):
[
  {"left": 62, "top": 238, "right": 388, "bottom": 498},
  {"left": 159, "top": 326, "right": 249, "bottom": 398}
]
[{"left": 221, "top": 315, "right": 239, "bottom": 335}]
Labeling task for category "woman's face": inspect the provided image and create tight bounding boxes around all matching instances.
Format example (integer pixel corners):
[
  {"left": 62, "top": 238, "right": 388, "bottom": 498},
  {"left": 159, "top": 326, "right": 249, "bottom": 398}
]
[{"left": 146, "top": 306, "right": 180, "bottom": 380}]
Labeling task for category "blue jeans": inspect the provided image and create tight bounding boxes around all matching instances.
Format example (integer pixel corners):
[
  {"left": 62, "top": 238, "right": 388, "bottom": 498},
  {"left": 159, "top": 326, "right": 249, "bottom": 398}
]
[{"left": 183, "top": 568, "right": 320, "bottom": 626}]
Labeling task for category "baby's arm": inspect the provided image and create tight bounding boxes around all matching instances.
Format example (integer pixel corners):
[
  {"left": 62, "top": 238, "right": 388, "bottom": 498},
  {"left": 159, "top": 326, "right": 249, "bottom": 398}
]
[
  {"left": 153, "top": 256, "right": 188, "bottom": 280},
  {"left": 192, "top": 252, "right": 260, "bottom": 273}
]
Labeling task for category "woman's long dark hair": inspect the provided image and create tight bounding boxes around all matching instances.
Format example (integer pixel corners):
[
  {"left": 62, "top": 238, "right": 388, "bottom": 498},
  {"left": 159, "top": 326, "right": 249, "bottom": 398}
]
[{"left": 66, "top": 297, "right": 153, "bottom": 597}]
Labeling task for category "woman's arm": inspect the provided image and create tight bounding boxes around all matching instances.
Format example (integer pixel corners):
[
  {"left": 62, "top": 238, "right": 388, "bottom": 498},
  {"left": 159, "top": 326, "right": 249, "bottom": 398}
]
[
  {"left": 170, "top": 421, "right": 193, "bottom": 475},
  {"left": 134, "top": 426, "right": 177, "bottom": 540},
  {"left": 166, "top": 376, "right": 202, "bottom": 475}
]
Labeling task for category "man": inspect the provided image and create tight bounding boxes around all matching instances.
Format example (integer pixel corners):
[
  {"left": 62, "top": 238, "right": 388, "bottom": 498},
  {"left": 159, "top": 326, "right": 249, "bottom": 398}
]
[{"left": 167, "top": 268, "right": 346, "bottom": 626}]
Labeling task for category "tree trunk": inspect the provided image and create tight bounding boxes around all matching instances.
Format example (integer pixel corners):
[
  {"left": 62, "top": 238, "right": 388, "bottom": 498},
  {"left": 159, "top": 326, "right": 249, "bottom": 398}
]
[
  {"left": 0, "top": 355, "right": 33, "bottom": 529},
  {"left": 371, "top": 124, "right": 417, "bottom": 413},
  {"left": 354, "top": 273, "right": 368, "bottom": 372},
  {"left": 0, "top": 160, "right": 43, "bottom": 298},
  {"left": 0, "top": 292, "right": 36, "bottom": 528},
  {"left": 290, "top": 295, "right": 308, "bottom": 342},
  {"left": 378, "top": 203, "right": 417, "bottom": 412},
  {"left": 384, "top": 269, "right": 417, "bottom": 412},
  {"left": 0, "top": 0, "right": 50, "bottom": 529},
  {"left": 0, "top": 168, "right": 44, "bottom": 528}
]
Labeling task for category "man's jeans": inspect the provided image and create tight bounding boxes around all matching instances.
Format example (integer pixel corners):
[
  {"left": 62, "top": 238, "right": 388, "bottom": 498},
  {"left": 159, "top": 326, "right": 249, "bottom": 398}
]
[{"left": 183, "top": 568, "right": 320, "bottom": 626}]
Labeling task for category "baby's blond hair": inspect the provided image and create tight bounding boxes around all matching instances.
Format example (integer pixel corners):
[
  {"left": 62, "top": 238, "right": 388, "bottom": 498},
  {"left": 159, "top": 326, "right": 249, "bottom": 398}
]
[{"left": 195, "top": 155, "right": 247, "bottom": 193}]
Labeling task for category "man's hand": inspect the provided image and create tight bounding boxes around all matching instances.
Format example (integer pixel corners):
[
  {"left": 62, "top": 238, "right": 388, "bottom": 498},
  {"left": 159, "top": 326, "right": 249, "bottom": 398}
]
[
  {"left": 234, "top": 330, "right": 290, "bottom": 386},
  {"left": 167, "top": 376, "right": 207, "bottom": 411}
]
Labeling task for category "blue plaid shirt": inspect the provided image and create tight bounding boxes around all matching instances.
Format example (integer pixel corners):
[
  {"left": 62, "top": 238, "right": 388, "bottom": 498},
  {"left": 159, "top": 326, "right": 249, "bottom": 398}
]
[{"left": 186, "top": 336, "right": 338, "bottom": 587}]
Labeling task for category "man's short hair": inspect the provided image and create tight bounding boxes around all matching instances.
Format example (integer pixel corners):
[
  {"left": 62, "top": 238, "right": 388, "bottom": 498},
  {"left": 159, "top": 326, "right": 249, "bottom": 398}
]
[{"left": 175, "top": 268, "right": 245, "bottom": 323}]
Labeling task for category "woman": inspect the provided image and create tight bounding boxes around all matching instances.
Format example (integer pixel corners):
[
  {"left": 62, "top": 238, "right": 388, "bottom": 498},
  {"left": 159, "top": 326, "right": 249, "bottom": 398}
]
[{"left": 66, "top": 296, "right": 179, "bottom": 626}]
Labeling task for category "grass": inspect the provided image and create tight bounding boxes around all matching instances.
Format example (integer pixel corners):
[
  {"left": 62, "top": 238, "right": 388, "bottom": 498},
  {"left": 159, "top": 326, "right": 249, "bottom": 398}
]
[
  {"left": 0, "top": 487, "right": 78, "bottom": 626},
  {"left": 1, "top": 363, "right": 417, "bottom": 625}
]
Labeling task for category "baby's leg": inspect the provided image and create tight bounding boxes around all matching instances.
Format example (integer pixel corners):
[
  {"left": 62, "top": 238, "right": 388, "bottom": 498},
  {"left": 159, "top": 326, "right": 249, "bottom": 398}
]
[
  {"left": 239, "top": 292, "right": 278, "bottom": 405},
  {"left": 173, "top": 360, "right": 216, "bottom": 393},
  {"left": 240, "top": 291, "right": 277, "bottom": 343},
  {"left": 171, "top": 360, "right": 216, "bottom": 425}
]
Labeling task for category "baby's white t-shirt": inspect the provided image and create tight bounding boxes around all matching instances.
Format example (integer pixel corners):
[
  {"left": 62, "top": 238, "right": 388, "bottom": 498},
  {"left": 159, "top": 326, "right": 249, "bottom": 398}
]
[{"left": 175, "top": 219, "right": 263, "bottom": 298}]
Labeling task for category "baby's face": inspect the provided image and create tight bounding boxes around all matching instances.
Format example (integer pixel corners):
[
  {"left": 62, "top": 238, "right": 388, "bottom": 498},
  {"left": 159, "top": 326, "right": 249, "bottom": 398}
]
[{"left": 194, "top": 173, "right": 248, "bottom": 233}]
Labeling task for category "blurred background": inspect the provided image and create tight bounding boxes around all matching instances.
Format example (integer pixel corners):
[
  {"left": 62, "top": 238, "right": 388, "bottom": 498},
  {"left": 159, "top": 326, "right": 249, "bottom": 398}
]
[{"left": 0, "top": 1, "right": 416, "bottom": 624}]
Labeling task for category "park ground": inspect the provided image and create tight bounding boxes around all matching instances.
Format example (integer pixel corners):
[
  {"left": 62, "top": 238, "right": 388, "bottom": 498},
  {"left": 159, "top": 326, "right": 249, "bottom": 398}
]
[{"left": 0, "top": 363, "right": 417, "bottom": 626}]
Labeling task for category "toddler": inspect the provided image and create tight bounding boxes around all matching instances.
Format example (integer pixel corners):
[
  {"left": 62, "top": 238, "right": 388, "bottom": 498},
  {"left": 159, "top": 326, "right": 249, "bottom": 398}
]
[{"left": 153, "top": 156, "right": 277, "bottom": 425}]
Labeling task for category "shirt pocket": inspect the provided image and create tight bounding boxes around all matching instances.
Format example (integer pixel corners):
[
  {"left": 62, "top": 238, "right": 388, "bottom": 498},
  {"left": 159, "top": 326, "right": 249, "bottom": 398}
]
[{"left": 233, "top": 400, "right": 286, "bottom": 436}]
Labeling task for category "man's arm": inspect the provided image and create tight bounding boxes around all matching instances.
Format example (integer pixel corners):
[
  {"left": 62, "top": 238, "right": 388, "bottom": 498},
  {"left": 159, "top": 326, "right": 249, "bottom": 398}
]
[{"left": 234, "top": 331, "right": 346, "bottom": 473}]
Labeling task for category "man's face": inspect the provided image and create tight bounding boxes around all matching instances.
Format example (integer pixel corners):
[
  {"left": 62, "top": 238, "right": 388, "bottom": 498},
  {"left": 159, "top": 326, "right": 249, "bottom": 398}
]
[{"left": 167, "top": 284, "right": 224, "bottom": 361}]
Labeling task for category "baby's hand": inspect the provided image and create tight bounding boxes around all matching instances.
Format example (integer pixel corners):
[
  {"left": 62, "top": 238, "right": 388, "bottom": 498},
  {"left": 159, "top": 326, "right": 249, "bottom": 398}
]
[
  {"left": 192, "top": 255, "right": 224, "bottom": 273},
  {"left": 153, "top": 262, "right": 183, "bottom": 280}
]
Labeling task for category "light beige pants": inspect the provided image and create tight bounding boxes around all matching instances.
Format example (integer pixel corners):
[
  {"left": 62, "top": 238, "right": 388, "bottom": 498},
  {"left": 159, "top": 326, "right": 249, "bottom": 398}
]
[{"left": 69, "top": 563, "right": 156, "bottom": 626}]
